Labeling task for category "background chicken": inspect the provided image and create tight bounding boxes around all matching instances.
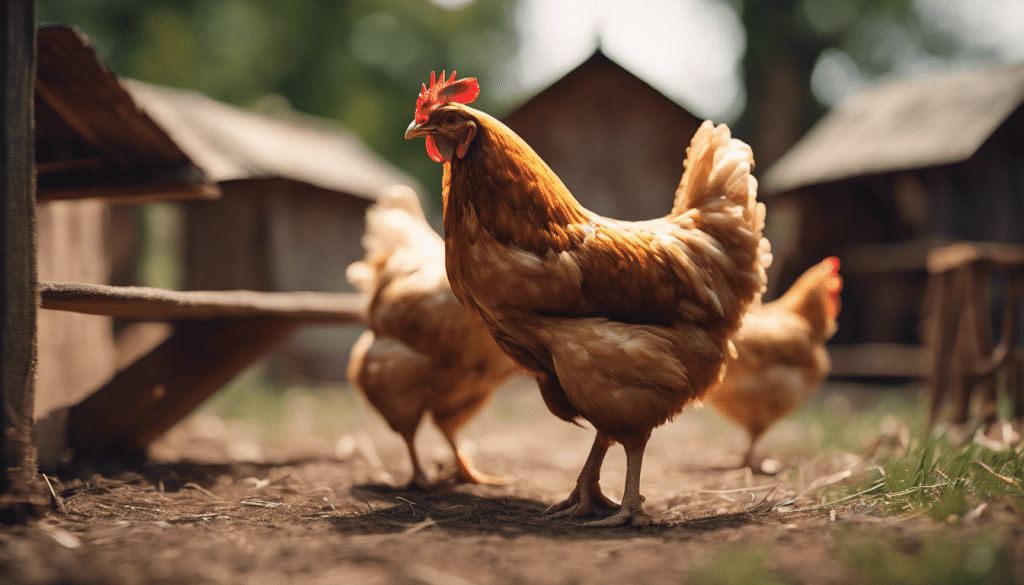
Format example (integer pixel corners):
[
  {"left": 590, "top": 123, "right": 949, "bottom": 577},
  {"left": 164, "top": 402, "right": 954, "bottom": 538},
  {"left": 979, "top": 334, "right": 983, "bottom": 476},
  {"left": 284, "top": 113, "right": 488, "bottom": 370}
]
[
  {"left": 708, "top": 257, "right": 843, "bottom": 471},
  {"left": 405, "top": 72, "right": 771, "bottom": 526},
  {"left": 346, "top": 185, "right": 520, "bottom": 489}
]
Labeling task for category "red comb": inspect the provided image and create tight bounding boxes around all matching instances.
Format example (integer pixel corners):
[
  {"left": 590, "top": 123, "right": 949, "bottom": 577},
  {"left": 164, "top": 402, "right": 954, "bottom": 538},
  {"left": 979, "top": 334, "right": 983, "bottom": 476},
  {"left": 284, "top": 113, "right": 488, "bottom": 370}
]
[
  {"left": 822, "top": 256, "right": 842, "bottom": 318},
  {"left": 414, "top": 70, "right": 480, "bottom": 124}
]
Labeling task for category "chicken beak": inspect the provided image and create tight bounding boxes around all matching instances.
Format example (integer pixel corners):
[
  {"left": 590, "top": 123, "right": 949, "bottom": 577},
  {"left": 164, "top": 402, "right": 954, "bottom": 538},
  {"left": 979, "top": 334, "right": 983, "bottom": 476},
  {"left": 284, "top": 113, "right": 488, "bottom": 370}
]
[{"left": 405, "top": 120, "right": 428, "bottom": 139}]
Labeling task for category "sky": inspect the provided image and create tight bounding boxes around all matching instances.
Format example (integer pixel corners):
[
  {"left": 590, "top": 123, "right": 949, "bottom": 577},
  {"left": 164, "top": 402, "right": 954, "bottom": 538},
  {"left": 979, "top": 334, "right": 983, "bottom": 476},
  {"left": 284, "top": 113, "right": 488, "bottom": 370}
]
[
  {"left": 507, "top": 0, "right": 1024, "bottom": 122},
  {"left": 512, "top": 0, "right": 746, "bottom": 121}
]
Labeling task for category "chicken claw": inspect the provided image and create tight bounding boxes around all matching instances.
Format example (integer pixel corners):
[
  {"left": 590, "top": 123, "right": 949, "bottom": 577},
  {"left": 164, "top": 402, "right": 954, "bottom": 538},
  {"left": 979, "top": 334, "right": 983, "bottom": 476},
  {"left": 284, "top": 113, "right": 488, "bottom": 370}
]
[
  {"left": 581, "top": 439, "right": 653, "bottom": 528},
  {"left": 584, "top": 493, "right": 652, "bottom": 527},
  {"left": 543, "top": 479, "right": 619, "bottom": 519},
  {"left": 543, "top": 433, "right": 618, "bottom": 519},
  {"left": 436, "top": 450, "right": 510, "bottom": 486}
]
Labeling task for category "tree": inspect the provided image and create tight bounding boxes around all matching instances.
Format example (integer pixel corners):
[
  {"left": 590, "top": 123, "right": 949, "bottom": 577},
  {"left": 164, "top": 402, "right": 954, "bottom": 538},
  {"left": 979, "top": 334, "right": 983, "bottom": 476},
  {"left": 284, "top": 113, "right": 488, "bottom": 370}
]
[
  {"left": 733, "top": 0, "right": 1002, "bottom": 169},
  {"left": 35, "top": 0, "right": 519, "bottom": 213}
]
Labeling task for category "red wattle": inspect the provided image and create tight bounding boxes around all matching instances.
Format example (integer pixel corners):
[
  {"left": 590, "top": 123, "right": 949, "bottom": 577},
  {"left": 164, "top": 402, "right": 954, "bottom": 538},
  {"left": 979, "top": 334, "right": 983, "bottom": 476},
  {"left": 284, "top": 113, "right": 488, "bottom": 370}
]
[{"left": 426, "top": 136, "right": 445, "bottom": 163}]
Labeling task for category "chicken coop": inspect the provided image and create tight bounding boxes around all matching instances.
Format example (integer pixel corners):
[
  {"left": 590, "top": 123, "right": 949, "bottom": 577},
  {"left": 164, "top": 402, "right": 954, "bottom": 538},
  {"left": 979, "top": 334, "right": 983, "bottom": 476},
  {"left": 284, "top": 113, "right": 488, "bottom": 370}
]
[
  {"left": 503, "top": 49, "right": 703, "bottom": 221},
  {"left": 125, "top": 80, "right": 423, "bottom": 383},
  {"left": 761, "top": 63, "right": 1024, "bottom": 378},
  {"left": 30, "top": 27, "right": 420, "bottom": 464}
]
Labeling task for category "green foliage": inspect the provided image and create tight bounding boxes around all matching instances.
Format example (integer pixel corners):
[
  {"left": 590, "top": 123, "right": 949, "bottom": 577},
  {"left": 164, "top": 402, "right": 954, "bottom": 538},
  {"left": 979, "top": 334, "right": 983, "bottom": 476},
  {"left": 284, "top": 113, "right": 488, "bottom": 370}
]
[
  {"left": 878, "top": 437, "right": 1023, "bottom": 519},
  {"left": 35, "top": 0, "right": 519, "bottom": 214},
  {"left": 198, "top": 365, "right": 370, "bottom": 443},
  {"left": 792, "top": 385, "right": 925, "bottom": 454},
  {"left": 837, "top": 430, "right": 1024, "bottom": 521},
  {"left": 688, "top": 546, "right": 793, "bottom": 585},
  {"left": 838, "top": 531, "right": 1016, "bottom": 585}
]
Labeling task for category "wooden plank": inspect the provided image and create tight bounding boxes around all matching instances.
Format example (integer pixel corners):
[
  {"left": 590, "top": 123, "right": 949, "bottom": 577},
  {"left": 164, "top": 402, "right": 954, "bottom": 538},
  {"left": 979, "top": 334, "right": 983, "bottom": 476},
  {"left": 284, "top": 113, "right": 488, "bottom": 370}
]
[
  {"left": 0, "top": 0, "right": 48, "bottom": 520},
  {"left": 68, "top": 318, "right": 302, "bottom": 458},
  {"left": 828, "top": 343, "right": 926, "bottom": 378},
  {"left": 927, "top": 241, "right": 1024, "bottom": 273},
  {"left": 36, "top": 180, "right": 221, "bottom": 204},
  {"left": 39, "top": 281, "right": 364, "bottom": 322}
]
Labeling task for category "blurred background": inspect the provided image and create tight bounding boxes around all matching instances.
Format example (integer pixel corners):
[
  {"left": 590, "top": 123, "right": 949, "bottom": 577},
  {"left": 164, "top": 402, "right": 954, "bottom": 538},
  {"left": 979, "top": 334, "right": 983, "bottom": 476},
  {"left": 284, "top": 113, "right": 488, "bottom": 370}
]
[
  {"left": 30, "top": 0, "right": 1024, "bottom": 461},
  {"left": 35, "top": 0, "right": 1024, "bottom": 207}
]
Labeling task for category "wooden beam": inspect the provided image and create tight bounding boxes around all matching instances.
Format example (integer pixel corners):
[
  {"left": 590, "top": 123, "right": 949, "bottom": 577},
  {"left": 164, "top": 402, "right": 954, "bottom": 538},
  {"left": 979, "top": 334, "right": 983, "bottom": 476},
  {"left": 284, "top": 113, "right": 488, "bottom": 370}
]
[
  {"left": 39, "top": 281, "right": 365, "bottom": 322},
  {"left": 68, "top": 318, "right": 303, "bottom": 458},
  {"left": 36, "top": 179, "right": 221, "bottom": 204},
  {"left": 828, "top": 343, "right": 926, "bottom": 378},
  {"left": 0, "top": 0, "right": 48, "bottom": 521}
]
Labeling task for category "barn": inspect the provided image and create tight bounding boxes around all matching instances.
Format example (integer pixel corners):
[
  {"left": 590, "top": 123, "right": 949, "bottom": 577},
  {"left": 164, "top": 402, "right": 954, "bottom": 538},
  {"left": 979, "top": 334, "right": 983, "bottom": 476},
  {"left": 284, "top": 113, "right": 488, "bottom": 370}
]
[
  {"left": 761, "top": 63, "right": 1024, "bottom": 377},
  {"left": 503, "top": 49, "right": 704, "bottom": 222},
  {"left": 31, "top": 27, "right": 420, "bottom": 464}
]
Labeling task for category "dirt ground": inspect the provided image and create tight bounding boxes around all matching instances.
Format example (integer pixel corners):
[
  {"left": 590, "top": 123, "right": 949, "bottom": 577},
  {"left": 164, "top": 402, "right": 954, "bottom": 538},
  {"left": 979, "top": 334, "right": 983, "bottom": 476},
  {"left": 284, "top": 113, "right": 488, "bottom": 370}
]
[{"left": 2, "top": 377, "right": 1022, "bottom": 585}]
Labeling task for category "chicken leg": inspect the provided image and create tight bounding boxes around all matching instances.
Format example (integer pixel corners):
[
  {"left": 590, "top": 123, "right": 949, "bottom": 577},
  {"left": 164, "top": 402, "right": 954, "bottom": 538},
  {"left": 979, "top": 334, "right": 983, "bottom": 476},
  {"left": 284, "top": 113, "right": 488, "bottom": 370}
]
[
  {"left": 401, "top": 432, "right": 433, "bottom": 491},
  {"left": 587, "top": 439, "right": 652, "bottom": 527},
  {"left": 543, "top": 432, "right": 619, "bottom": 519},
  {"left": 439, "top": 431, "right": 508, "bottom": 486}
]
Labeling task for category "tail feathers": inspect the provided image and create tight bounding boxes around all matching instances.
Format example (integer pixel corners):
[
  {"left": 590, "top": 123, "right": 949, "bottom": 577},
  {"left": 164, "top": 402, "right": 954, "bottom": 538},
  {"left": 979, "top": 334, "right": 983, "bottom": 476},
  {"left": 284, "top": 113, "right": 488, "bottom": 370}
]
[
  {"left": 775, "top": 256, "right": 843, "bottom": 340},
  {"left": 672, "top": 121, "right": 756, "bottom": 218},
  {"left": 346, "top": 185, "right": 443, "bottom": 296},
  {"left": 671, "top": 121, "right": 773, "bottom": 315}
]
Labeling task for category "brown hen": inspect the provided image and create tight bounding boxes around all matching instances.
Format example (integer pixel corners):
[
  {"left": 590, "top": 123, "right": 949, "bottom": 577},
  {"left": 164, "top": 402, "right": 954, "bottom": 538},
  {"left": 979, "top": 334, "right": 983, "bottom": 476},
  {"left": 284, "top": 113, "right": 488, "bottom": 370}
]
[
  {"left": 405, "top": 72, "right": 771, "bottom": 526},
  {"left": 709, "top": 257, "right": 843, "bottom": 470},
  {"left": 346, "top": 186, "right": 520, "bottom": 489}
]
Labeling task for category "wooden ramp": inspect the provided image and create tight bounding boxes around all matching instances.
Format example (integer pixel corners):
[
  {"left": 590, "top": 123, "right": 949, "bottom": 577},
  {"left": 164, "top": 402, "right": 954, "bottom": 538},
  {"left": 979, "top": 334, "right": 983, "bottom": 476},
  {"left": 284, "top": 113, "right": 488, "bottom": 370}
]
[{"left": 39, "top": 282, "right": 364, "bottom": 458}]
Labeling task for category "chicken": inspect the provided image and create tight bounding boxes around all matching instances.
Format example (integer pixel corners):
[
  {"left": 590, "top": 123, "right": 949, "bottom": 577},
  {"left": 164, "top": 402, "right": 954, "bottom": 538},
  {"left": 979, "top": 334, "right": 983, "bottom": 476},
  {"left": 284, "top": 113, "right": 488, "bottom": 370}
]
[
  {"left": 404, "top": 72, "right": 771, "bottom": 526},
  {"left": 346, "top": 185, "right": 520, "bottom": 490},
  {"left": 708, "top": 257, "right": 843, "bottom": 470}
]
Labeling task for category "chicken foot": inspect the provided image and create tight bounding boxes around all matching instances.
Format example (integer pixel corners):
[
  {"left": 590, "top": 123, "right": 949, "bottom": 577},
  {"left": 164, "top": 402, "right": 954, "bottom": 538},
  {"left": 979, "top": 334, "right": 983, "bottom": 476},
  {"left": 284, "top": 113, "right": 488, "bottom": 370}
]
[
  {"left": 401, "top": 434, "right": 434, "bottom": 491},
  {"left": 543, "top": 432, "right": 619, "bottom": 519},
  {"left": 585, "top": 439, "right": 652, "bottom": 527},
  {"left": 437, "top": 432, "right": 509, "bottom": 486}
]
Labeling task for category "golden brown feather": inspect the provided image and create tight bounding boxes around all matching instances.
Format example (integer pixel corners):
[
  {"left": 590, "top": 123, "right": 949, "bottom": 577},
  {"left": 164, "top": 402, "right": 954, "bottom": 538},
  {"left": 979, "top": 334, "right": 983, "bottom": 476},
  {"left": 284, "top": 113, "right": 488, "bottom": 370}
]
[
  {"left": 708, "top": 257, "right": 843, "bottom": 470},
  {"left": 406, "top": 75, "right": 771, "bottom": 526},
  {"left": 346, "top": 186, "right": 520, "bottom": 489}
]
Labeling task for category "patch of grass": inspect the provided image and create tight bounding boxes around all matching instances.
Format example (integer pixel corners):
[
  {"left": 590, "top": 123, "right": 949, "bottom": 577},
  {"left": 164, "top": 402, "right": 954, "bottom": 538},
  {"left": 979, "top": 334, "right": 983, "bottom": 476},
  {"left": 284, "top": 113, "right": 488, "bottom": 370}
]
[
  {"left": 794, "top": 383, "right": 926, "bottom": 454},
  {"left": 880, "top": 437, "right": 1022, "bottom": 519},
  {"left": 835, "top": 430, "right": 1024, "bottom": 520},
  {"left": 688, "top": 546, "right": 793, "bottom": 585},
  {"left": 196, "top": 364, "right": 369, "bottom": 445},
  {"left": 838, "top": 530, "right": 1016, "bottom": 585}
]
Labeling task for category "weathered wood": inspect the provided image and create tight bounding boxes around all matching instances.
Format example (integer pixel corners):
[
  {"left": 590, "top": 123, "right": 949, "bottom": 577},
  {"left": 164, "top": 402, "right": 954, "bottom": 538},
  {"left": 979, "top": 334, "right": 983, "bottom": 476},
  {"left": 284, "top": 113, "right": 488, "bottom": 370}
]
[
  {"left": 68, "top": 318, "right": 302, "bottom": 458},
  {"left": 926, "top": 241, "right": 1024, "bottom": 273},
  {"left": 0, "top": 0, "right": 47, "bottom": 520},
  {"left": 925, "top": 241, "right": 1024, "bottom": 431},
  {"left": 503, "top": 50, "right": 702, "bottom": 222},
  {"left": 34, "top": 27, "right": 191, "bottom": 167},
  {"left": 32, "top": 28, "right": 218, "bottom": 205},
  {"left": 39, "top": 281, "right": 364, "bottom": 323},
  {"left": 34, "top": 201, "right": 119, "bottom": 457},
  {"left": 828, "top": 343, "right": 925, "bottom": 378},
  {"left": 37, "top": 179, "right": 220, "bottom": 204}
]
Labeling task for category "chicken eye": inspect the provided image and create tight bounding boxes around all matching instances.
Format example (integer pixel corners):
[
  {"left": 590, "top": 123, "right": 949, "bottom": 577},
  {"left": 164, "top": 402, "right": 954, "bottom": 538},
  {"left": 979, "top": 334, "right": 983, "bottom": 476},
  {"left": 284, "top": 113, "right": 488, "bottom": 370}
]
[{"left": 445, "top": 114, "right": 458, "bottom": 125}]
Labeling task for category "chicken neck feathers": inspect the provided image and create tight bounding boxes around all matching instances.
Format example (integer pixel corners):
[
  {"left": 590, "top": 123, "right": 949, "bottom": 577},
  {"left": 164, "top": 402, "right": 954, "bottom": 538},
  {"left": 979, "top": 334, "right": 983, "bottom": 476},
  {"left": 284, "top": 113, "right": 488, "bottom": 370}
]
[{"left": 441, "top": 110, "right": 771, "bottom": 441}]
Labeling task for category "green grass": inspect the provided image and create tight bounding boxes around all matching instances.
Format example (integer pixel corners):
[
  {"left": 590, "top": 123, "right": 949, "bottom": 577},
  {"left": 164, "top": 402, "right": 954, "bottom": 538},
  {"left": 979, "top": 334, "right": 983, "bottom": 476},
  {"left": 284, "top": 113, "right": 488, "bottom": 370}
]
[
  {"left": 864, "top": 436, "right": 1024, "bottom": 520},
  {"left": 195, "top": 364, "right": 370, "bottom": 446},
  {"left": 837, "top": 531, "right": 1017, "bottom": 585},
  {"left": 688, "top": 546, "right": 793, "bottom": 585}
]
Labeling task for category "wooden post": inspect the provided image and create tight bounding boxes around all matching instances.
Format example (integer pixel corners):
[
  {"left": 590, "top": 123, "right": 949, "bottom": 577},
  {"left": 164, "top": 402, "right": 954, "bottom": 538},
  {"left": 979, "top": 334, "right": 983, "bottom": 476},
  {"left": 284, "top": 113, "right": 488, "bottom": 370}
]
[{"left": 0, "top": 0, "right": 47, "bottom": 521}]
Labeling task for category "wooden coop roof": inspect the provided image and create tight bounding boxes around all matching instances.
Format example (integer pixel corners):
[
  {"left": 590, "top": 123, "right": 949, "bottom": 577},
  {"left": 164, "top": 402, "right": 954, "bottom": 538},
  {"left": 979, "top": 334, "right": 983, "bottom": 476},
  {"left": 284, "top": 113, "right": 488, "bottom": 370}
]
[
  {"left": 763, "top": 63, "right": 1024, "bottom": 195},
  {"left": 35, "top": 26, "right": 421, "bottom": 205},
  {"left": 502, "top": 50, "right": 703, "bottom": 221},
  {"left": 35, "top": 27, "right": 216, "bottom": 203},
  {"left": 123, "top": 80, "right": 421, "bottom": 201},
  {"left": 504, "top": 49, "right": 701, "bottom": 120}
]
